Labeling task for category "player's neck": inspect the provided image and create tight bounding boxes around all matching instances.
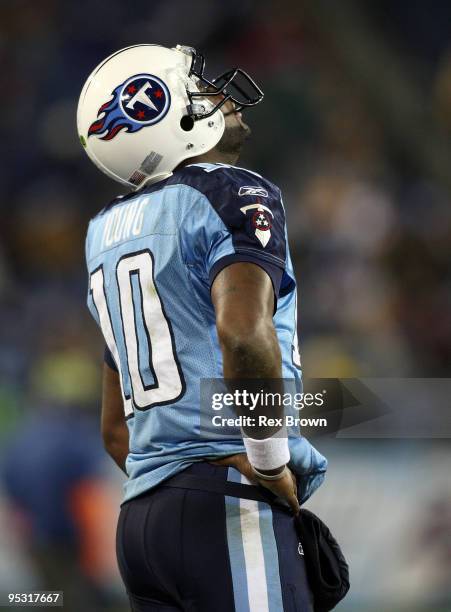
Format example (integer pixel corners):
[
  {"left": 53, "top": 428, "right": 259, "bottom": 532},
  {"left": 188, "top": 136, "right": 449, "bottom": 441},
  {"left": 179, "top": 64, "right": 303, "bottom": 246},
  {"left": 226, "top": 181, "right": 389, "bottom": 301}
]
[{"left": 180, "top": 149, "right": 239, "bottom": 168}]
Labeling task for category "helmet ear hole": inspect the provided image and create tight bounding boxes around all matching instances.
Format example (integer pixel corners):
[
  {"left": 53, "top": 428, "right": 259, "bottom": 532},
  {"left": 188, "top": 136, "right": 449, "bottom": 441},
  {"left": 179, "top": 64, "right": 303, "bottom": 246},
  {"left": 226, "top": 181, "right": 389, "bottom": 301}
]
[{"left": 180, "top": 115, "right": 194, "bottom": 131}]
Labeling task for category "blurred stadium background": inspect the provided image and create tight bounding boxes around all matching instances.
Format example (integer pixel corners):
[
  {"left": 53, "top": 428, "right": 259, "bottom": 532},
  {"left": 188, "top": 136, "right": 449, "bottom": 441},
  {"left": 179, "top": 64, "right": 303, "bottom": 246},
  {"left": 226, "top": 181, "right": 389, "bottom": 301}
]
[{"left": 1, "top": 1, "right": 450, "bottom": 610}]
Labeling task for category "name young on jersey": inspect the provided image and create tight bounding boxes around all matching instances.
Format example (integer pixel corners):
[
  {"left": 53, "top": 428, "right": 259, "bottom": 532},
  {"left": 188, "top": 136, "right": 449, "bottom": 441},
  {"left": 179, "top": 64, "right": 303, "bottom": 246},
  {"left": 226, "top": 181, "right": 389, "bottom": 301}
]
[{"left": 101, "top": 199, "right": 146, "bottom": 249}]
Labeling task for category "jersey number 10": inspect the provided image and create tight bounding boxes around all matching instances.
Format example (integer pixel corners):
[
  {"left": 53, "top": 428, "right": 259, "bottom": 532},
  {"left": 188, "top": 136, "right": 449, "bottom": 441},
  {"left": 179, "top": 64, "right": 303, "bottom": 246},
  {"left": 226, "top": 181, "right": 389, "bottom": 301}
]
[{"left": 90, "top": 250, "right": 185, "bottom": 417}]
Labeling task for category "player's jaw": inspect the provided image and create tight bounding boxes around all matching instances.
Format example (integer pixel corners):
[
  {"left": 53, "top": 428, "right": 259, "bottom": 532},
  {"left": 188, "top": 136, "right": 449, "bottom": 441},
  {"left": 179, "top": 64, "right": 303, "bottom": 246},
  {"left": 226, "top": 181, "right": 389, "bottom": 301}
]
[
  {"left": 193, "top": 86, "right": 252, "bottom": 160},
  {"left": 224, "top": 106, "right": 251, "bottom": 130},
  {"left": 208, "top": 87, "right": 251, "bottom": 134},
  {"left": 216, "top": 112, "right": 251, "bottom": 158}
]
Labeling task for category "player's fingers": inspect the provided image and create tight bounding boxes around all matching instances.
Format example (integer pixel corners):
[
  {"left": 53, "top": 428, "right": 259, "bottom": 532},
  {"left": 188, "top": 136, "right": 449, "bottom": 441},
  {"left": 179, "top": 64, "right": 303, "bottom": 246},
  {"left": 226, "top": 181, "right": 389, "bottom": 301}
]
[
  {"left": 283, "top": 473, "right": 300, "bottom": 515},
  {"left": 210, "top": 454, "right": 258, "bottom": 484},
  {"left": 288, "top": 490, "right": 300, "bottom": 515},
  {"left": 229, "top": 454, "right": 257, "bottom": 483}
]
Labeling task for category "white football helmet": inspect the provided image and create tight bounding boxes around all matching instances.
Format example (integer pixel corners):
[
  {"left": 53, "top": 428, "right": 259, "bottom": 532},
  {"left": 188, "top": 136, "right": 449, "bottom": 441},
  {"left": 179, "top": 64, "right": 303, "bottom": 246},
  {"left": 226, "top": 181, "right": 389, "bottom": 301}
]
[{"left": 77, "top": 44, "right": 263, "bottom": 190}]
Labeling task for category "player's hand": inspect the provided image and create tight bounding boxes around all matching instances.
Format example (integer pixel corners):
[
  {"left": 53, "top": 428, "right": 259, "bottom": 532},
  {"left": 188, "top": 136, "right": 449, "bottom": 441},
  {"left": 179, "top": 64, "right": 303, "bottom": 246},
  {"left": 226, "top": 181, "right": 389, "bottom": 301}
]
[
  {"left": 209, "top": 454, "right": 300, "bottom": 515},
  {"left": 209, "top": 453, "right": 258, "bottom": 484},
  {"left": 255, "top": 467, "right": 300, "bottom": 516}
]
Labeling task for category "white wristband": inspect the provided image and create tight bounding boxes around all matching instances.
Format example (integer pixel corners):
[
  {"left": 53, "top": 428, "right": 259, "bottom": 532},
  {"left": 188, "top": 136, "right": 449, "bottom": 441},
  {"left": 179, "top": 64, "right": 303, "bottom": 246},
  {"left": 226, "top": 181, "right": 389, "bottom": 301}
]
[{"left": 243, "top": 434, "right": 290, "bottom": 471}]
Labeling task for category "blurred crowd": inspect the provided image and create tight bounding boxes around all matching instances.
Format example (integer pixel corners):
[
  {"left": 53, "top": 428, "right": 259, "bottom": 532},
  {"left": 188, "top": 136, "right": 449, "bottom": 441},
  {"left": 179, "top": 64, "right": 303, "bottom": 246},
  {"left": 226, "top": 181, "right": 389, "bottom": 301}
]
[{"left": 0, "top": 1, "right": 450, "bottom": 610}]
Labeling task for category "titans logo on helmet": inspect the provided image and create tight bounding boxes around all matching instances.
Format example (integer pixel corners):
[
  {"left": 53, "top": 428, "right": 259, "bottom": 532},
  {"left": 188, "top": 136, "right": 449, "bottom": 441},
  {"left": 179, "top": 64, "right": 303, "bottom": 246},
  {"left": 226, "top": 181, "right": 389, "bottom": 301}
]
[{"left": 88, "top": 74, "right": 171, "bottom": 141}]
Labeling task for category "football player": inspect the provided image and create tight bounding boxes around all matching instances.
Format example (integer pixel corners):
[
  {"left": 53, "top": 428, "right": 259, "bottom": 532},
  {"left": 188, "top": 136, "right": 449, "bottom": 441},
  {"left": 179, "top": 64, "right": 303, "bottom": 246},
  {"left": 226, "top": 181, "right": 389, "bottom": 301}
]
[{"left": 78, "top": 44, "right": 327, "bottom": 611}]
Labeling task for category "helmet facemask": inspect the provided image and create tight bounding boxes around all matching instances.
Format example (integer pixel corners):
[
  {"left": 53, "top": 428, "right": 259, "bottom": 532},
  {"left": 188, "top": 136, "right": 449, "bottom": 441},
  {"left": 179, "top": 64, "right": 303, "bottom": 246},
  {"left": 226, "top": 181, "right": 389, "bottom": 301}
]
[{"left": 176, "top": 46, "right": 264, "bottom": 121}]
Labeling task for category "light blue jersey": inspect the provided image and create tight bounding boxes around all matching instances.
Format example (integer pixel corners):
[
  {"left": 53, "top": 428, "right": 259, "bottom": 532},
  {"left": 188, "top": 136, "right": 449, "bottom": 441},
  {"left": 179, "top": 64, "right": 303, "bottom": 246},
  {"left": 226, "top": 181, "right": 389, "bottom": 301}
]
[{"left": 85, "top": 163, "right": 327, "bottom": 503}]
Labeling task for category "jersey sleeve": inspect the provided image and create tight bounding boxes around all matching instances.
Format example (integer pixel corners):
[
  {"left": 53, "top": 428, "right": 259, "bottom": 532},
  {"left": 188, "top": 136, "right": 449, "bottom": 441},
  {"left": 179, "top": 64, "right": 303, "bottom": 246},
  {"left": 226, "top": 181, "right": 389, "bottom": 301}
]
[{"left": 181, "top": 165, "right": 295, "bottom": 300}]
